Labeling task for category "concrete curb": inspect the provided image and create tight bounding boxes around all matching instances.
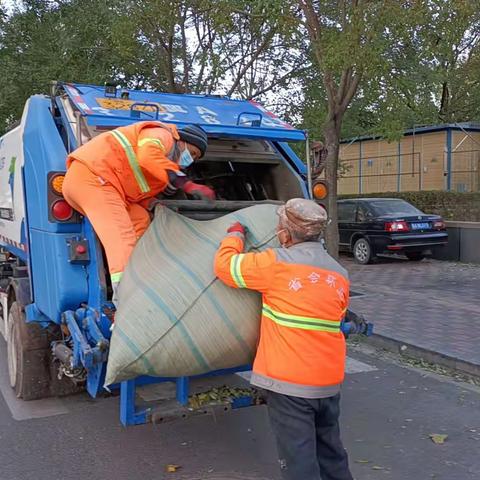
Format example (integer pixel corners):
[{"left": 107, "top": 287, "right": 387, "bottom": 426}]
[{"left": 364, "top": 334, "right": 480, "bottom": 379}]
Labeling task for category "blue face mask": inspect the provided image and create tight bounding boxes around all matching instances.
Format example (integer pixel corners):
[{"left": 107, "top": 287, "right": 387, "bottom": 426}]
[{"left": 179, "top": 146, "right": 194, "bottom": 169}]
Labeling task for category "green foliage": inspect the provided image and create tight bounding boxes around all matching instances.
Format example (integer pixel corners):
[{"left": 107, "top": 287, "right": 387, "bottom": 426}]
[
  {"left": 2, "top": 0, "right": 480, "bottom": 147},
  {"left": 300, "top": 1, "right": 480, "bottom": 143},
  {"left": 0, "top": 0, "right": 305, "bottom": 134},
  {"left": 0, "top": 0, "right": 140, "bottom": 133}
]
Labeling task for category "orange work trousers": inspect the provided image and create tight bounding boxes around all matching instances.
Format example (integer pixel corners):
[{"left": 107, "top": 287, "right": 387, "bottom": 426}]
[{"left": 63, "top": 161, "right": 151, "bottom": 283}]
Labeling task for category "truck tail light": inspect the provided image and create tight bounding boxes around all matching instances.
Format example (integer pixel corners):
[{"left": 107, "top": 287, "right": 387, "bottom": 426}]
[
  {"left": 47, "top": 171, "right": 80, "bottom": 223},
  {"left": 433, "top": 220, "right": 446, "bottom": 230},
  {"left": 384, "top": 221, "right": 409, "bottom": 232},
  {"left": 51, "top": 200, "right": 73, "bottom": 221}
]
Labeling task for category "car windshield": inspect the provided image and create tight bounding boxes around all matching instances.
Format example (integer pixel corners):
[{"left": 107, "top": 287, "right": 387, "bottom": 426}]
[{"left": 369, "top": 200, "right": 423, "bottom": 216}]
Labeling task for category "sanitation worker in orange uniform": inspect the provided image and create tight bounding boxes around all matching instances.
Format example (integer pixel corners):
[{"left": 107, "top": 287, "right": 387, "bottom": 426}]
[
  {"left": 214, "top": 198, "right": 353, "bottom": 480},
  {"left": 63, "top": 122, "right": 214, "bottom": 304}
]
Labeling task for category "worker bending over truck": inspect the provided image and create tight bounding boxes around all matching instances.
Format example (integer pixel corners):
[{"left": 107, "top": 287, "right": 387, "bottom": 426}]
[
  {"left": 214, "top": 198, "right": 353, "bottom": 480},
  {"left": 63, "top": 121, "right": 214, "bottom": 304}
]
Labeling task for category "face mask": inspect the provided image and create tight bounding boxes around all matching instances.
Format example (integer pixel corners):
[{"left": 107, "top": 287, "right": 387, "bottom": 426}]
[{"left": 178, "top": 145, "right": 194, "bottom": 169}]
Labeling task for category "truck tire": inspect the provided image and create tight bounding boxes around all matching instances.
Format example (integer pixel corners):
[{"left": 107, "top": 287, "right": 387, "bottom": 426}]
[{"left": 7, "top": 302, "right": 50, "bottom": 400}]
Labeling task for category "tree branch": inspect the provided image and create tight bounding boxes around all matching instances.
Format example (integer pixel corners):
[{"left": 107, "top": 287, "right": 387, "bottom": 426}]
[
  {"left": 226, "top": 27, "right": 276, "bottom": 97},
  {"left": 180, "top": 5, "right": 189, "bottom": 91},
  {"left": 247, "top": 56, "right": 304, "bottom": 99},
  {"left": 341, "top": 72, "right": 362, "bottom": 112}
]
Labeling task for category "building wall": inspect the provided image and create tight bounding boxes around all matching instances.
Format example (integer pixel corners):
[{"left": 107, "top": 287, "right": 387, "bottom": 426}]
[
  {"left": 338, "top": 129, "right": 479, "bottom": 194},
  {"left": 338, "top": 141, "right": 361, "bottom": 195},
  {"left": 412, "top": 131, "right": 445, "bottom": 191},
  {"left": 361, "top": 138, "right": 398, "bottom": 193},
  {"left": 450, "top": 131, "right": 480, "bottom": 192}
]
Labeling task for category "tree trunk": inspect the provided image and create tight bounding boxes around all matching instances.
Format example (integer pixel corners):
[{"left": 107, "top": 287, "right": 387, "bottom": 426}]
[
  {"left": 439, "top": 81, "right": 449, "bottom": 121},
  {"left": 323, "top": 118, "right": 342, "bottom": 258}
]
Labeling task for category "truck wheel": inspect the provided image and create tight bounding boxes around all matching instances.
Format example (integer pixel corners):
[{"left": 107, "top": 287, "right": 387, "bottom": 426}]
[
  {"left": 6, "top": 302, "right": 50, "bottom": 400},
  {"left": 353, "top": 238, "right": 374, "bottom": 265}
]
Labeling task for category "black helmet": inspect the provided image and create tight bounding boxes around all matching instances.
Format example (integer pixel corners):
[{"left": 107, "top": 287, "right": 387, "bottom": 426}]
[{"left": 178, "top": 124, "right": 208, "bottom": 158}]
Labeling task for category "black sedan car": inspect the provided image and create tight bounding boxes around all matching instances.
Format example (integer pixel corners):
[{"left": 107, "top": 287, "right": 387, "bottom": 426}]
[{"left": 338, "top": 198, "right": 448, "bottom": 264}]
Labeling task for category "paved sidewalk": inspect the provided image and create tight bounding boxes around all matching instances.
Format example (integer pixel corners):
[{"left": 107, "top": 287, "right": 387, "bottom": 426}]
[{"left": 342, "top": 255, "right": 480, "bottom": 373}]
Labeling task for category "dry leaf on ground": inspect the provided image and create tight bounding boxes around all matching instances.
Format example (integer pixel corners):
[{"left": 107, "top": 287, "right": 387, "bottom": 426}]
[
  {"left": 429, "top": 434, "right": 448, "bottom": 444},
  {"left": 166, "top": 464, "right": 181, "bottom": 473}
]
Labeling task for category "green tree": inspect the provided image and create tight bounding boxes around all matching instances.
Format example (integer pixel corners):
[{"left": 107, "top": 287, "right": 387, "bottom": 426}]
[
  {"left": 0, "top": 0, "right": 306, "bottom": 133},
  {"left": 297, "top": 0, "right": 414, "bottom": 255},
  {"left": 0, "top": 0, "right": 141, "bottom": 133},
  {"left": 411, "top": 1, "right": 480, "bottom": 123},
  {"left": 119, "top": 0, "right": 305, "bottom": 97}
]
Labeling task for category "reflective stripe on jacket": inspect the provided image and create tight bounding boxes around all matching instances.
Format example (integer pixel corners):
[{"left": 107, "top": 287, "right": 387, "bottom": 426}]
[
  {"left": 66, "top": 121, "right": 180, "bottom": 203},
  {"left": 214, "top": 234, "right": 349, "bottom": 399}
]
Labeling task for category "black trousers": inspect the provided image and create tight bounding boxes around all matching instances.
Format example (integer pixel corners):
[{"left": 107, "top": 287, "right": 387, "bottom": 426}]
[{"left": 267, "top": 391, "right": 353, "bottom": 480}]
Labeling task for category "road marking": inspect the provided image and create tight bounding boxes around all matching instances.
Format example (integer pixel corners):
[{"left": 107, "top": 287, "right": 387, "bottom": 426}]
[
  {"left": 345, "top": 356, "right": 377, "bottom": 374},
  {"left": 0, "top": 339, "right": 69, "bottom": 421},
  {"left": 237, "top": 357, "right": 377, "bottom": 382},
  {"left": 235, "top": 371, "right": 252, "bottom": 381}
]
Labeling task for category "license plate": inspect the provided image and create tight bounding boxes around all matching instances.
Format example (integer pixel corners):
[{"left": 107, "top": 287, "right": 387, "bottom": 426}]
[{"left": 411, "top": 222, "right": 430, "bottom": 230}]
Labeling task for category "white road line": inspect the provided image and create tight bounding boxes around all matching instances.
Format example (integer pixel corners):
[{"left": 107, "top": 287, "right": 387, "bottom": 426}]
[
  {"left": 345, "top": 356, "right": 377, "bottom": 374},
  {"left": 237, "top": 357, "right": 377, "bottom": 382},
  {"left": 0, "top": 339, "right": 69, "bottom": 421}
]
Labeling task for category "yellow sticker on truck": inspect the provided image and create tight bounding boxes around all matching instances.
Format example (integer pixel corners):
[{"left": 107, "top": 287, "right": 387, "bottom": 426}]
[{"left": 96, "top": 98, "right": 166, "bottom": 113}]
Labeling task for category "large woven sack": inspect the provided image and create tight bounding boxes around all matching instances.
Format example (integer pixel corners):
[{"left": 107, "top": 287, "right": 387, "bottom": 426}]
[{"left": 105, "top": 203, "right": 279, "bottom": 386}]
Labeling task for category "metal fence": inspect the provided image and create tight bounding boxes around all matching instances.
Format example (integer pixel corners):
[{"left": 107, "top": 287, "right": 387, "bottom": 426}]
[{"left": 339, "top": 150, "right": 480, "bottom": 194}]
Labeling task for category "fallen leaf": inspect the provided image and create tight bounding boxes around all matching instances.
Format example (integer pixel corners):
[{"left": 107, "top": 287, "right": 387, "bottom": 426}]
[
  {"left": 429, "top": 434, "right": 448, "bottom": 444},
  {"left": 355, "top": 459, "right": 370, "bottom": 464},
  {"left": 372, "top": 465, "right": 384, "bottom": 470},
  {"left": 166, "top": 464, "right": 181, "bottom": 473}
]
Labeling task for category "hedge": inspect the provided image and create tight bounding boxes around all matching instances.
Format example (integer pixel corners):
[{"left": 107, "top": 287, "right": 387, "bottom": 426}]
[{"left": 338, "top": 191, "right": 480, "bottom": 222}]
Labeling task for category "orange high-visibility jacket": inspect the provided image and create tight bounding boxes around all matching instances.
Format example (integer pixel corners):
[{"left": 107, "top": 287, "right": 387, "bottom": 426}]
[
  {"left": 214, "top": 233, "right": 350, "bottom": 398},
  {"left": 67, "top": 121, "right": 180, "bottom": 203}
]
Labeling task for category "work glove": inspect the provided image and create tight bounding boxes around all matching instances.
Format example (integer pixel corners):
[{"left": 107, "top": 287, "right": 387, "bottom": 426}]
[
  {"left": 227, "top": 222, "right": 246, "bottom": 235},
  {"left": 182, "top": 181, "right": 216, "bottom": 201},
  {"left": 162, "top": 170, "right": 186, "bottom": 198}
]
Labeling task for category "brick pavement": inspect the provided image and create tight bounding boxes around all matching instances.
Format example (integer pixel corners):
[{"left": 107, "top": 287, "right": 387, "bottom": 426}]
[{"left": 341, "top": 255, "right": 480, "bottom": 369}]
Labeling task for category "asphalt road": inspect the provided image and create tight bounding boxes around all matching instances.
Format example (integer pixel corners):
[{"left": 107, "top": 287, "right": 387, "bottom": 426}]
[{"left": 0, "top": 340, "right": 479, "bottom": 480}]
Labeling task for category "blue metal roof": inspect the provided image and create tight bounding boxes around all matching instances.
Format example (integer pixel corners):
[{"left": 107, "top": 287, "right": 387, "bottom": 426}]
[
  {"left": 341, "top": 122, "right": 480, "bottom": 144},
  {"left": 63, "top": 83, "right": 306, "bottom": 142}
]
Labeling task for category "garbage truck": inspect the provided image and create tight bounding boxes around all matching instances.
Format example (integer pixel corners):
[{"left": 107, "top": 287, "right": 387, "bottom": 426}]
[
  {"left": 0, "top": 81, "right": 322, "bottom": 404},
  {"left": 0, "top": 81, "right": 371, "bottom": 424}
]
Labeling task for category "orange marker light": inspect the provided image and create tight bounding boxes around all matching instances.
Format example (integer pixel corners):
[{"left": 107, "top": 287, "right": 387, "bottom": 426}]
[
  {"left": 313, "top": 181, "right": 328, "bottom": 200},
  {"left": 51, "top": 174, "right": 65, "bottom": 195}
]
